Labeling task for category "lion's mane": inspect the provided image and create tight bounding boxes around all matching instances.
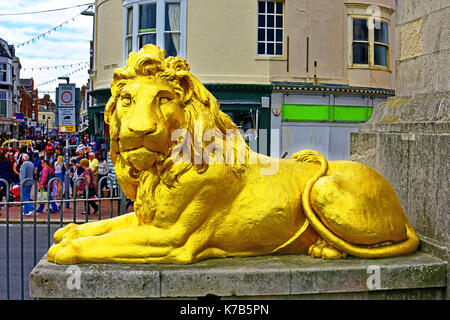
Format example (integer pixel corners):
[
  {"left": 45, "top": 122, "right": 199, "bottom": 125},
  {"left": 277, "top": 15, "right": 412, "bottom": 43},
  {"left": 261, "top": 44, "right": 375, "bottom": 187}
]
[{"left": 105, "top": 45, "right": 250, "bottom": 192}]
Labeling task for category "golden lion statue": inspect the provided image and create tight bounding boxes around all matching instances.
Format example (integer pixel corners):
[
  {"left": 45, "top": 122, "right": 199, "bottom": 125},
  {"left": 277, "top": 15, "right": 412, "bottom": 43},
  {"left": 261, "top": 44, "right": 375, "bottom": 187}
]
[{"left": 48, "top": 45, "right": 419, "bottom": 264}]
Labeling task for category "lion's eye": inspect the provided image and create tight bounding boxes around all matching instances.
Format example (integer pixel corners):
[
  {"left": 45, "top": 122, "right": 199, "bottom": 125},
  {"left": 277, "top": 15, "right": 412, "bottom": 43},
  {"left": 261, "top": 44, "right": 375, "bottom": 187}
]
[
  {"left": 159, "top": 97, "right": 171, "bottom": 105},
  {"left": 121, "top": 96, "right": 132, "bottom": 106}
]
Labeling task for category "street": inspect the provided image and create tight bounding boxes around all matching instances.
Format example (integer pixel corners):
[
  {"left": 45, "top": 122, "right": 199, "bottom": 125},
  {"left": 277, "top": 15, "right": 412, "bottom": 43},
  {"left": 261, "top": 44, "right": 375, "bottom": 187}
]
[
  {"left": 0, "top": 224, "right": 60, "bottom": 300},
  {"left": 0, "top": 196, "right": 126, "bottom": 224},
  {"left": 0, "top": 197, "right": 127, "bottom": 300}
]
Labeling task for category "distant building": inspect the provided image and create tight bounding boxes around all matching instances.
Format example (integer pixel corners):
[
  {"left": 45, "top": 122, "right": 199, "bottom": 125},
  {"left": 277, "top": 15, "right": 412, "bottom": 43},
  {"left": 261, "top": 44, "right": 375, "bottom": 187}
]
[
  {"left": 0, "top": 37, "right": 21, "bottom": 139},
  {"left": 37, "top": 94, "right": 56, "bottom": 111},
  {"left": 36, "top": 94, "right": 57, "bottom": 134},
  {"left": 18, "top": 78, "right": 39, "bottom": 137},
  {"left": 37, "top": 106, "right": 56, "bottom": 133}
]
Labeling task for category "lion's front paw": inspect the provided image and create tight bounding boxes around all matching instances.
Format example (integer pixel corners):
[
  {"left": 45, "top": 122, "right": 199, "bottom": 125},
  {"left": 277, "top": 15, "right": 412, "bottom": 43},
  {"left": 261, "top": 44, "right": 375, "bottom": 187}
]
[
  {"left": 48, "top": 239, "right": 79, "bottom": 264},
  {"left": 53, "top": 223, "right": 80, "bottom": 244},
  {"left": 308, "top": 239, "right": 346, "bottom": 260}
]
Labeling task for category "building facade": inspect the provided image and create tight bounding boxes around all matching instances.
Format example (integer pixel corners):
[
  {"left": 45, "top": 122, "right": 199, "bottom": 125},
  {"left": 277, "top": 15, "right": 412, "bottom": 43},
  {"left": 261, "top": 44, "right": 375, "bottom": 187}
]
[
  {"left": 37, "top": 107, "right": 56, "bottom": 133},
  {"left": 18, "top": 78, "right": 40, "bottom": 138},
  {"left": 268, "top": 0, "right": 395, "bottom": 159},
  {"left": 0, "top": 38, "right": 21, "bottom": 139},
  {"left": 90, "top": 0, "right": 395, "bottom": 158},
  {"left": 36, "top": 95, "right": 56, "bottom": 134}
]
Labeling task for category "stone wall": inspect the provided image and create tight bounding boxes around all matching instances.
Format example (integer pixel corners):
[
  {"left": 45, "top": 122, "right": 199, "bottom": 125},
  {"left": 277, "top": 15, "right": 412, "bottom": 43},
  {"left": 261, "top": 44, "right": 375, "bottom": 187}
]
[{"left": 350, "top": 0, "right": 450, "bottom": 297}]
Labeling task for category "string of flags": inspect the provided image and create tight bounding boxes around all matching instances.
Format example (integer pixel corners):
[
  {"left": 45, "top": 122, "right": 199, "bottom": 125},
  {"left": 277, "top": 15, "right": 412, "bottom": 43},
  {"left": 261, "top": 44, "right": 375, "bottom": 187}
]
[
  {"left": 22, "top": 61, "right": 88, "bottom": 71},
  {"left": 0, "top": 3, "right": 94, "bottom": 16},
  {"left": 39, "top": 90, "right": 56, "bottom": 94},
  {"left": 15, "top": 11, "right": 84, "bottom": 48},
  {"left": 35, "top": 65, "right": 88, "bottom": 87}
]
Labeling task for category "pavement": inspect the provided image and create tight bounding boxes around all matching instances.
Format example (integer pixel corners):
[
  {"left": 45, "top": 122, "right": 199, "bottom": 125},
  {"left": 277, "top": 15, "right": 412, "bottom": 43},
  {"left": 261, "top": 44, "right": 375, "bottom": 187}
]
[
  {"left": 0, "top": 196, "right": 129, "bottom": 300},
  {"left": 0, "top": 196, "right": 129, "bottom": 224}
]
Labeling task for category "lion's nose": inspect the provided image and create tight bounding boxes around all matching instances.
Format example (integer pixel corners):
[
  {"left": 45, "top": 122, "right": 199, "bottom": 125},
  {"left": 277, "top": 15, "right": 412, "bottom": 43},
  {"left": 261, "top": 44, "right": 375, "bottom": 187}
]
[
  {"left": 126, "top": 97, "right": 158, "bottom": 134},
  {"left": 127, "top": 113, "right": 157, "bottom": 135},
  {"left": 128, "top": 119, "right": 157, "bottom": 135}
]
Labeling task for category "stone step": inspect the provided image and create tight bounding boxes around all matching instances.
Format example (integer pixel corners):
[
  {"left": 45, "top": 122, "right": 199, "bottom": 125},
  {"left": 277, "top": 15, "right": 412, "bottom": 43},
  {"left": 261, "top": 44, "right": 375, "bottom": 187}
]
[{"left": 30, "top": 250, "right": 447, "bottom": 299}]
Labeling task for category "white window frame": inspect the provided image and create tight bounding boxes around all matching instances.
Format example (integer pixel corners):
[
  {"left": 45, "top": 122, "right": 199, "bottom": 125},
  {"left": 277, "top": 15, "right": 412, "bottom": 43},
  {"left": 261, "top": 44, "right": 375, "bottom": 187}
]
[
  {"left": 0, "top": 61, "right": 10, "bottom": 84},
  {"left": 0, "top": 90, "right": 9, "bottom": 118},
  {"left": 346, "top": 4, "right": 393, "bottom": 71},
  {"left": 123, "top": 0, "right": 187, "bottom": 64},
  {"left": 257, "top": 0, "right": 284, "bottom": 57}
]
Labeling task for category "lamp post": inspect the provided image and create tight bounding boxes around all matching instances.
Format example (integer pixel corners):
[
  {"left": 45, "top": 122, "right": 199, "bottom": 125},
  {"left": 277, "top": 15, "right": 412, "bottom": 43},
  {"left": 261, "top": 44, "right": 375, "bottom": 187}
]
[{"left": 81, "top": 5, "right": 95, "bottom": 144}]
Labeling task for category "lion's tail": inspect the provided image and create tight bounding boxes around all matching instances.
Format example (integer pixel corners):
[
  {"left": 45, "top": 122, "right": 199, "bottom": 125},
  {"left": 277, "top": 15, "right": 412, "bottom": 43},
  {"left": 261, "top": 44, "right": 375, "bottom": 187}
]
[{"left": 274, "top": 150, "right": 419, "bottom": 258}]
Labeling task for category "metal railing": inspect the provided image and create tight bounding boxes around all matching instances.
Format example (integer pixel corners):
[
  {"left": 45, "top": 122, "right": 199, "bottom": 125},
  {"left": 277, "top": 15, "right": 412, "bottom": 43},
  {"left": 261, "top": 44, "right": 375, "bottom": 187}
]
[{"left": 0, "top": 176, "right": 127, "bottom": 300}]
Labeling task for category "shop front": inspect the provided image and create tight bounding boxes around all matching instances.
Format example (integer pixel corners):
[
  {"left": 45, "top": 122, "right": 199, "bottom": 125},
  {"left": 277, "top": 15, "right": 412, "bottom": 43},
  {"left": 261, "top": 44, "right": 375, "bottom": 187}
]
[
  {"left": 271, "top": 84, "right": 395, "bottom": 160},
  {"left": 205, "top": 84, "right": 272, "bottom": 156}
]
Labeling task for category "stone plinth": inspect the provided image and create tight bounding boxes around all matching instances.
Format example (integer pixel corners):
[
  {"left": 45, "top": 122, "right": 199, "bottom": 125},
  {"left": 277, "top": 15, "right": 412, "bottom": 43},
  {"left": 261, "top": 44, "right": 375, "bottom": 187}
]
[
  {"left": 30, "top": 246, "right": 447, "bottom": 299},
  {"left": 350, "top": 0, "right": 450, "bottom": 299}
]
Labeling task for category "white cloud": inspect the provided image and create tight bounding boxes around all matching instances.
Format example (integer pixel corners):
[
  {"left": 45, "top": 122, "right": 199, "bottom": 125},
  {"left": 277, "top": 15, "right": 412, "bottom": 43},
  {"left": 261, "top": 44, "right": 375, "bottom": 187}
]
[{"left": 0, "top": 0, "right": 94, "bottom": 100}]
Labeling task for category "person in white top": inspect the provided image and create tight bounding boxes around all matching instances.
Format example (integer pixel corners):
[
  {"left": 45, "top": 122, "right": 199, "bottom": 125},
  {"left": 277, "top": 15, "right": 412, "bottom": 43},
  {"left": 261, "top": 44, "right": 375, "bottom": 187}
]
[
  {"left": 97, "top": 154, "right": 109, "bottom": 192},
  {"left": 53, "top": 156, "right": 65, "bottom": 197}
]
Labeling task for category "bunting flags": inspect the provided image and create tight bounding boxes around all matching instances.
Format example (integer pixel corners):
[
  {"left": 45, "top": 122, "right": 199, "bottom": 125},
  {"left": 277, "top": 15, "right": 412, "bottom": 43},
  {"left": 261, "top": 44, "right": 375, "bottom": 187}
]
[
  {"left": 22, "top": 61, "right": 88, "bottom": 71},
  {"left": 35, "top": 65, "right": 89, "bottom": 87},
  {"left": 15, "top": 11, "right": 85, "bottom": 48}
]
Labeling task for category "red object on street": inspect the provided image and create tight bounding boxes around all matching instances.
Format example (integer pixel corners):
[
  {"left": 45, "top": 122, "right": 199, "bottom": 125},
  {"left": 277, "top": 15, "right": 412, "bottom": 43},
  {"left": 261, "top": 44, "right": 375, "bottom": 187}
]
[{"left": 11, "top": 184, "right": 20, "bottom": 201}]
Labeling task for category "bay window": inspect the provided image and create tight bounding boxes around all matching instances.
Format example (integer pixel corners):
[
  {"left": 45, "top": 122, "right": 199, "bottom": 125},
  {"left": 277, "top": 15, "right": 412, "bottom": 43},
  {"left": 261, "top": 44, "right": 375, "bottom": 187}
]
[
  {"left": 0, "top": 63, "right": 8, "bottom": 83},
  {"left": 125, "top": 7, "right": 133, "bottom": 55},
  {"left": 351, "top": 18, "right": 389, "bottom": 68},
  {"left": 0, "top": 91, "right": 8, "bottom": 117},
  {"left": 374, "top": 21, "right": 389, "bottom": 67},
  {"left": 124, "top": 0, "right": 186, "bottom": 60},
  {"left": 138, "top": 3, "right": 157, "bottom": 48},
  {"left": 347, "top": 4, "right": 392, "bottom": 69}
]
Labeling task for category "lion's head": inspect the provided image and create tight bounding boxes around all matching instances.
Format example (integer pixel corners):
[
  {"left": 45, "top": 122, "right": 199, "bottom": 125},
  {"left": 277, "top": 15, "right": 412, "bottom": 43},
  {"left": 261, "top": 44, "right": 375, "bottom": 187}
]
[{"left": 105, "top": 44, "right": 249, "bottom": 201}]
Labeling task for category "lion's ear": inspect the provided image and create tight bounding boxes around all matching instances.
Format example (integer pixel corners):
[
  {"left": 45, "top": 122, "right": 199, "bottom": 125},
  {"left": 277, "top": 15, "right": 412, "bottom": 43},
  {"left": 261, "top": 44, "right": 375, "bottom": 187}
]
[
  {"left": 177, "top": 72, "right": 193, "bottom": 102},
  {"left": 104, "top": 96, "right": 116, "bottom": 125},
  {"left": 177, "top": 72, "right": 210, "bottom": 104}
]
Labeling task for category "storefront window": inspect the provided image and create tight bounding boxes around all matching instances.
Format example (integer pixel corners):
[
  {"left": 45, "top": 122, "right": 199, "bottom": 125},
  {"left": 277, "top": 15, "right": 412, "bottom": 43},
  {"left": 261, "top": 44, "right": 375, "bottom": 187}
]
[{"left": 224, "top": 109, "right": 258, "bottom": 149}]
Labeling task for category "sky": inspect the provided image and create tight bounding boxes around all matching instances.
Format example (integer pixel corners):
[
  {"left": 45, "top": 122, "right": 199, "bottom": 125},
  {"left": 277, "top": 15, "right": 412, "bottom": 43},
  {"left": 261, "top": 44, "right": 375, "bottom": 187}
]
[{"left": 0, "top": 0, "right": 95, "bottom": 101}]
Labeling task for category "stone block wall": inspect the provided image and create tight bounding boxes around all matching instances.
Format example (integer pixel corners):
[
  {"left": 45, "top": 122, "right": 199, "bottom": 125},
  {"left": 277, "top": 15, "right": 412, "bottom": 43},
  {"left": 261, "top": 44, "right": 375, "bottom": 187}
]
[{"left": 350, "top": 0, "right": 450, "bottom": 297}]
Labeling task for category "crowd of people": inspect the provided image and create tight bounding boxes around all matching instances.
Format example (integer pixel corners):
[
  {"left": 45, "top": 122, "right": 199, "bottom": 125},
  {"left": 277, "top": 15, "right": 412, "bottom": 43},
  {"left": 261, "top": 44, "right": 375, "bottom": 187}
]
[{"left": 0, "top": 134, "right": 112, "bottom": 216}]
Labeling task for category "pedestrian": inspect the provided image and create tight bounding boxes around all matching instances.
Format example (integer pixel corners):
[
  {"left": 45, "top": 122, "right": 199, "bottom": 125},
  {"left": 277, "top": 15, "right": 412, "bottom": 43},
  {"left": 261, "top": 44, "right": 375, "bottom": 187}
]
[
  {"left": 32, "top": 152, "right": 42, "bottom": 181},
  {"left": 88, "top": 152, "right": 99, "bottom": 188},
  {"left": 69, "top": 159, "right": 77, "bottom": 196},
  {"left": 97, "top": 154, "right": 108, "bottom": 193},
  {"left": 55, "top": 141, "right": 63, "bottom": 154},
  {"left": 78, "top": 158, "right": 98, "bottom": 215},
  {"left": 0, "top": 151, "right": 13, "bottom": 214},
  {"left": 19, "top": 154, "right": 35, "bottom": 216},
  {"left": 49, "top": 149, "right": 57, "bottom": 166},
  {"left": 13, "top": 145, "right": 28, "bottom": 184},
  {"left": 54, "top": 155, "right": 65, "bottom": 197},
  {"left": 8, "top": 151, "right": 14, "bottom": 166},
  {"left": 44, "top": 141, "right": 54, "bottom": 160},
  {"left": 27, "top": 146, "right": 34, "bottom": 159},
  {"left": 75, "top": 148, "right": 86, "bottom": 179},
  {"left": 89, "top": 139, "right": 97, "bottom": 152},
  {"left": 36, "top": 160, "right": 59, "bottom": 213}
]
